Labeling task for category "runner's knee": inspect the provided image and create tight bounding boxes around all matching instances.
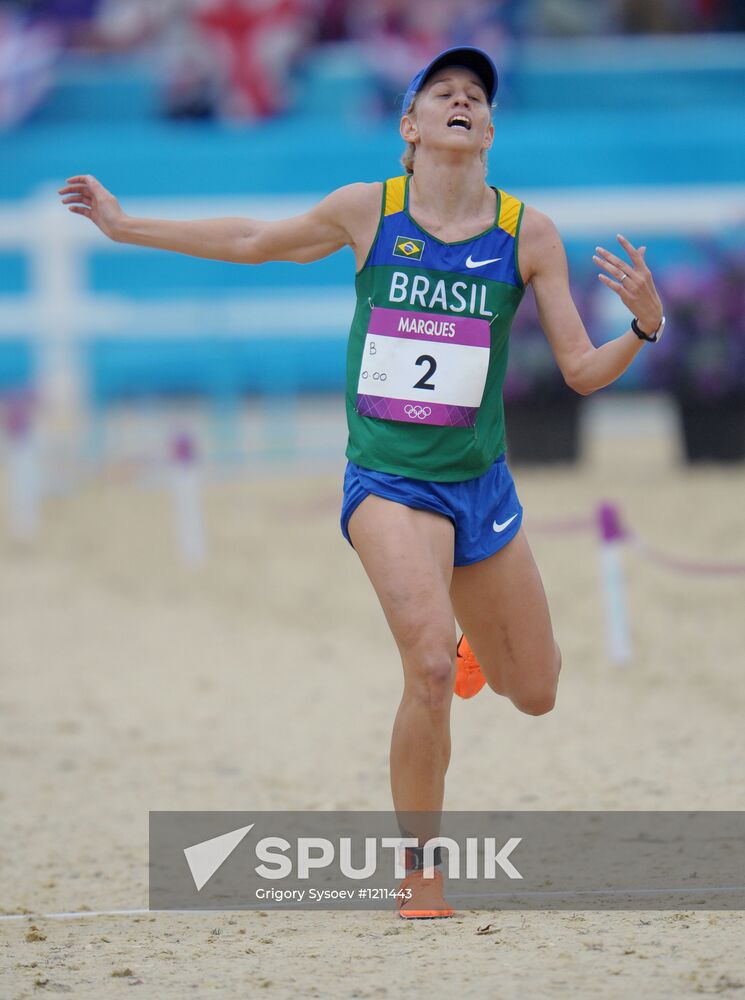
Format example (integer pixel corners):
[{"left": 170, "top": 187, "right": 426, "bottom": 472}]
[
  {"left": 512, "top": 644, "right": 561, "bottom": 717},
  {"left": 401, "top": 648, "right": 456, "bottom": 711},
  {"left": 514, "top": 686, "right": 556, "bottom": 716}
]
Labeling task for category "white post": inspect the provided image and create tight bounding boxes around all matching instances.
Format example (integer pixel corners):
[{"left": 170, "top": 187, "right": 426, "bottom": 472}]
[
  {"left": 29, "top": 183, "right": 87, "bottom": 421},
  {"left": 4, "top": 394, "right": 40, "bottom": 542},
  {"left": 597, "top": 502, "right": 632, "bottom": 665},
  {"left": 170, "top": 432, "right": 206, "bottom": 567}
]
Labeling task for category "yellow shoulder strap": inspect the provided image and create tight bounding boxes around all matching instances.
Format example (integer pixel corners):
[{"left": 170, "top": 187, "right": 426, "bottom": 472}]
[
  {"left": 497, "top": 190, "right": 522, "bottom": 237},
  {"left": 384, "top": 176, "right": 407, "bottom": 217}
]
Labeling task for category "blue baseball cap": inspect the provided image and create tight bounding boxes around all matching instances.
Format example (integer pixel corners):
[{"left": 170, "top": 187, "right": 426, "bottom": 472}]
[{"left": 401, "top": 46, "right": 498, "bottom": 115}]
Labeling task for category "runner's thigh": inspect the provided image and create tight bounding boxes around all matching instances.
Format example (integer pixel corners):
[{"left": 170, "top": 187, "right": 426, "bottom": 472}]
[
  {"left": 347, "top": 495, "right": 456, "bottom": 663},
  {"left": 449, "top": 529, "right": 559, "bottom": 708}
]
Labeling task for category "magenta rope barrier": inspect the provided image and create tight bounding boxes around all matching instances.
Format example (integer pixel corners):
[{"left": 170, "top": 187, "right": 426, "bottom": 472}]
[
  {"left": 526, "top": 502, "right": 745, "bottom": 577},
  {"left": 628, "top": 538, "right": 745, "bottom": 577}
]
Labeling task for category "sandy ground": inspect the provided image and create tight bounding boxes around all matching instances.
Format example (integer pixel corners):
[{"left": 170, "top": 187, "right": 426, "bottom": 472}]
[{"left": 1, "top": 397, "right": 744, "bottom": 999}]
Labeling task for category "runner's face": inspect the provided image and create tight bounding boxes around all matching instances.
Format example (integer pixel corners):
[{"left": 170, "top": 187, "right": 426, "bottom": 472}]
[{"left": 401, "top": 66, "right": 494, "bottom": 158}]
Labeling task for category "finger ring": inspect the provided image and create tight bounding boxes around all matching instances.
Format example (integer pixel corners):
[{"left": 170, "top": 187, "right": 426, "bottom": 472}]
[{"left": 620, "top": 272, "right": 628, "bottom": 282}]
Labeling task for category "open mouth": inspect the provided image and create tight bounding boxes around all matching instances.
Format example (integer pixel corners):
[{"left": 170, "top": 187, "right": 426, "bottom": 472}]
[{"left": 447, "top": 115, "right": 471, "bottom": 131}]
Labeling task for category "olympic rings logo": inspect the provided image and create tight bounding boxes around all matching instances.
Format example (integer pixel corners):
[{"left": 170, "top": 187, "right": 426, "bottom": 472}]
[
  {"left": 361, "top": 371, "right": 388, "bottom": 381},
  {"left": 404, "top": 404, "right": 432, "bottom": 420}
]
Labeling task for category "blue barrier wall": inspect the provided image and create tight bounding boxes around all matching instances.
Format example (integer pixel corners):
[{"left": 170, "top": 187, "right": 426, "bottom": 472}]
[
  {"left": 0, "top": 341, "right": 34, "bottom": 391},
  {"left": 84, "top": 336, "right": 346, "bottom": 402},
  {"left": 5, "top": 108, "right": 745, "bottom": 200}
]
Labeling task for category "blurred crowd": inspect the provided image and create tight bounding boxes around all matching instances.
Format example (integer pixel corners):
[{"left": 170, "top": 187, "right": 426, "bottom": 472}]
[{"left": 1, "top": 0, "right": 744, "bottom": 127}]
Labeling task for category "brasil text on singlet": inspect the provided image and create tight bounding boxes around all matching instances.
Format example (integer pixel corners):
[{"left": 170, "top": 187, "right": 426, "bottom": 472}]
[{"left": 345, "top": 174, "right": 526, "bottom": 481}]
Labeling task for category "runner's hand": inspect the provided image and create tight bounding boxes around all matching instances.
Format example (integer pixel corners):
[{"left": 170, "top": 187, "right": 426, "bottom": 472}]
[
  {"left": 593, "top": 234, "right": 663, "bottom": 333},
  {"left": 58, "top": 175, "right": 125, "bottom": 241}
]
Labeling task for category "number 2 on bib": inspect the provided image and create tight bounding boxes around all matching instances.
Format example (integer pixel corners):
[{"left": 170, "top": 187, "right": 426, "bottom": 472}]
[{"left": 413, "top": 354, "right": 437, "bottom": 391}]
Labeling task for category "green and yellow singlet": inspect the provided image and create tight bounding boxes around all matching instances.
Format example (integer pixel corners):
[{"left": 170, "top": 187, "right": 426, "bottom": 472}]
[{"left": 344, "top": 174, "right": 526, "bottom": 481}]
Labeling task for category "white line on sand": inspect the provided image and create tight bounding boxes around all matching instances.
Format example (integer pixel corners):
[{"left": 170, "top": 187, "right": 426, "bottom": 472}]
[{"left": 1, "top": 887, "right": 743, "bottom": 920}]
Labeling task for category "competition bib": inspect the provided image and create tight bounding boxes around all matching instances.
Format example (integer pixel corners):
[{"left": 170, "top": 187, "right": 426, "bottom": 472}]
[{"left": 355, "top": 306, "right": 490, "bottom": 428}]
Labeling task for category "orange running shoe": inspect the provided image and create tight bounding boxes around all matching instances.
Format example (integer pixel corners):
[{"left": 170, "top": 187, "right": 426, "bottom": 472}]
[
  {"left": 454, "top": 634, "right": 486, "bottom": 699},
  {"left": 397, "top": 868, "right": 454, "bottom": 919}
]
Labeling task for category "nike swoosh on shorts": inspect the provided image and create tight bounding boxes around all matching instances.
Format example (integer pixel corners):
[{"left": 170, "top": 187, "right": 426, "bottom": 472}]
[
  {"left": 465, "top": 255, "right": 502, "bottom": 268},
  {"left": 492, "top": 513, "right": 518, "bottom": 533}
]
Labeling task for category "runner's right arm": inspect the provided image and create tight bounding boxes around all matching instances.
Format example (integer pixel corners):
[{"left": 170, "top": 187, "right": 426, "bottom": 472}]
[{"left": 58, "top": 174, "right": 373, "bottom": 264}]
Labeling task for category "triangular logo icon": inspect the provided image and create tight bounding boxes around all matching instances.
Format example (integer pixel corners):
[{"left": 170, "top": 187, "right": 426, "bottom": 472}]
[{"left": 183, "top": 824, "right": 254, "bottom": 891}]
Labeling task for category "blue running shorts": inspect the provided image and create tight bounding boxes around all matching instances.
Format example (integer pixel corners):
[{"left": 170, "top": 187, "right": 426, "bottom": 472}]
[{"left": 340, "top": 455, "right": 523, "bottom": 566}]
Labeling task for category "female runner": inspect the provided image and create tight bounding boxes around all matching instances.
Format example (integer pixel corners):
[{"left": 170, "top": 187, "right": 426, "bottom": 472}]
[{"left": 59, "top": 46, "right": 664, "bottom": 918}]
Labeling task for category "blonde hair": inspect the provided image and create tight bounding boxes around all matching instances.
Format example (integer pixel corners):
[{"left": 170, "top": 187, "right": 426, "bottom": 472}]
[{"left": 400, "top": 93, "right": 492, "bottom": 176}]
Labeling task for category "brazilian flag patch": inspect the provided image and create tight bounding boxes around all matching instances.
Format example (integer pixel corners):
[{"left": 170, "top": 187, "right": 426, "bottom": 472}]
[{"left": 393, "top": 236, "right": 425, "bottom": 261}]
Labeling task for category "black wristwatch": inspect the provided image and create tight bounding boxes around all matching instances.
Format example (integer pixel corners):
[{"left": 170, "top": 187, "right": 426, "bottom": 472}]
[{"left": 632, "top": 316, "right": 665, "bottom": 343}]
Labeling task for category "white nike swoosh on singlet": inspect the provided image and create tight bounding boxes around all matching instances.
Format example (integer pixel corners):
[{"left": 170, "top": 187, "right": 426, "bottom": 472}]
[
  {"left": 492, "top": 514, "right": 518, "bottom": 533},
  {"left": 466, "top": 255, "right": 502, "bottom": 268}
]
